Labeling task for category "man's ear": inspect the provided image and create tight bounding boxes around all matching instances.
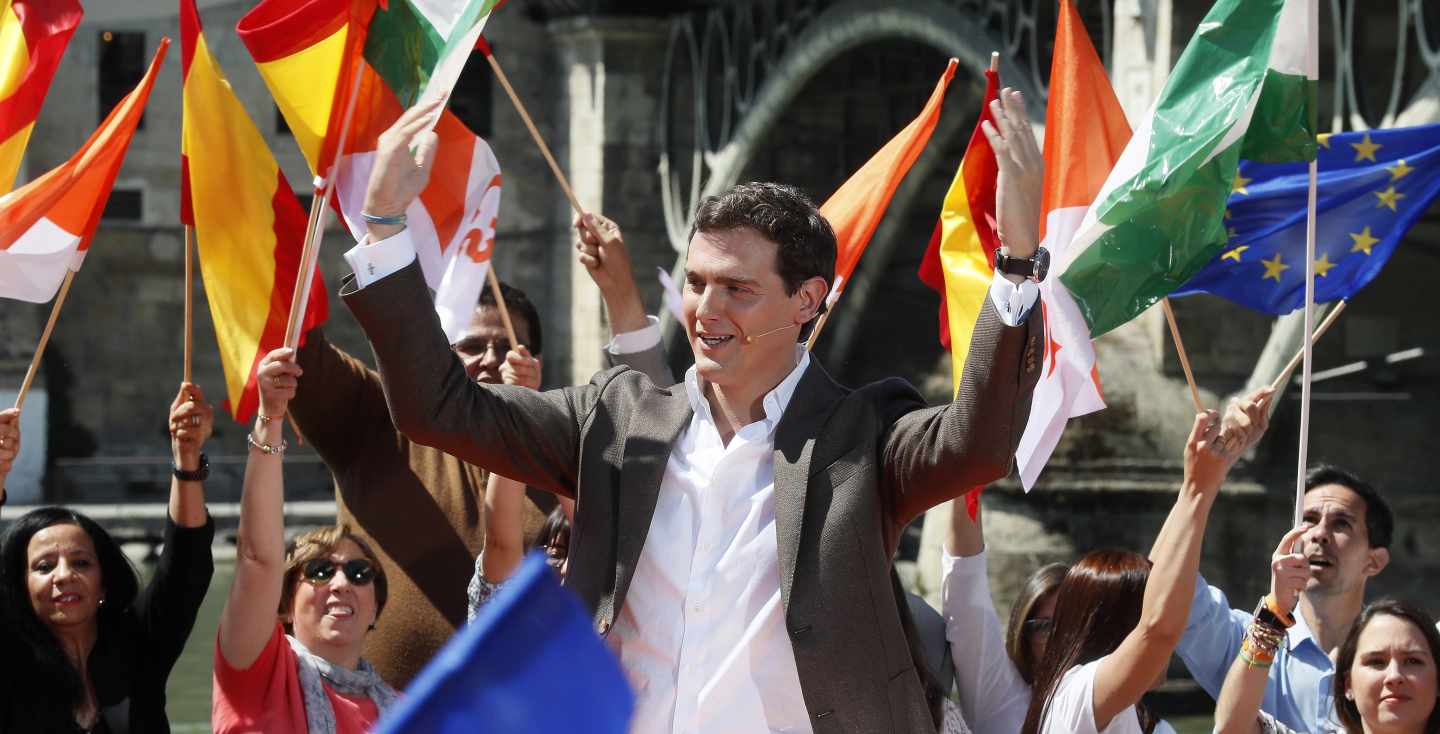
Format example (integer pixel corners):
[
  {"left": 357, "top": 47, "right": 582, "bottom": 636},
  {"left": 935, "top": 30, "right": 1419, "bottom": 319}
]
[
  {"left": 1363, "top": 546, "right": 1390, "bottom": 578},
  {"left": 795, "top": 276, "right": 830, "bottom": 324}
]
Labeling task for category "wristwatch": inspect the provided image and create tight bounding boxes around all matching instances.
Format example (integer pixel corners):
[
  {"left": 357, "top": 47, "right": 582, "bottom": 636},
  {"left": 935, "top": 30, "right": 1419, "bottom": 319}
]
[
  {"left": 994, "top": 246, "right": 1050, "bottom": 282},
  {"left": 173, "top": 453, "right": 210, "bottom": 482}
]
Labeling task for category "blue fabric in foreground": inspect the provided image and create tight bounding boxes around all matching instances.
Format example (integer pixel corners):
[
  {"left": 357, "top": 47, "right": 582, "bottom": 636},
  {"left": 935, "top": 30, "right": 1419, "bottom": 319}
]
[{"left": 375, "top": 551, "right": 634, "bottom": 734}]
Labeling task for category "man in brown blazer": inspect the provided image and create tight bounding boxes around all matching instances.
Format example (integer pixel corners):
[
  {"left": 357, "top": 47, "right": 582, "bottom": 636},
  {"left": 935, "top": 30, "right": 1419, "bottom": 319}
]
[{"left": 341, "top": 93, "right": 1047, "bottom": 732}]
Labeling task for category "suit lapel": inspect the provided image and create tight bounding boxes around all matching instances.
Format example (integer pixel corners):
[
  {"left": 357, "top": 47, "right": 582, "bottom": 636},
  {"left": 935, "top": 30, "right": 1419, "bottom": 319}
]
[
  {"left": 609, "top": 385, "right": 693, "bottom": 620},
  {"left": 773, "top": 361, "right": 845, "bottom": 614}
]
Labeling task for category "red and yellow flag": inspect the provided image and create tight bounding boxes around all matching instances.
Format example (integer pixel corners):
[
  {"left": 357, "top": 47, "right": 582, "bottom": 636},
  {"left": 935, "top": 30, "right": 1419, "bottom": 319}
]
[
  {"left": 238, "top": 0, "right": 505, "bottom": 341},
  {"left": 181, "top": 0, "right": 327, "bottom": 423},
  {"left": 820, "top": 58, "right": 957, "bottom": 311},
  {"left": 918, "top": 65, "right": 1000, "bottom": 369},
  {"left": 0, "top": 39, "right": 166, "bottom": 303},
  {"left": 0, "top": 0, "right": 82, "bottom": 193}
]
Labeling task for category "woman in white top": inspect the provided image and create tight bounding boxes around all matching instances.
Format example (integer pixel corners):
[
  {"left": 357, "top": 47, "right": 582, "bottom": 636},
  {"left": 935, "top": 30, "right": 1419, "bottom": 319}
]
[{"left": 1019, "top": 387, "right": 1273, "bottom": 734}]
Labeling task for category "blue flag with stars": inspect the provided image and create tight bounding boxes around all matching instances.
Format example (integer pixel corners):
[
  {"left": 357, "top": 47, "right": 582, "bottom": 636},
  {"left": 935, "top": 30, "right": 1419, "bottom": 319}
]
[{"left": 1171, "top": 124, "right": 1440, "bottom": 314}]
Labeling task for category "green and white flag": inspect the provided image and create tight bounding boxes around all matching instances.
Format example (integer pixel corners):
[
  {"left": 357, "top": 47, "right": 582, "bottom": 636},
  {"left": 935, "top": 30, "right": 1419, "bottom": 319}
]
[{"left": 1057, "top": 0, "right": 1317, "bottom": 336}]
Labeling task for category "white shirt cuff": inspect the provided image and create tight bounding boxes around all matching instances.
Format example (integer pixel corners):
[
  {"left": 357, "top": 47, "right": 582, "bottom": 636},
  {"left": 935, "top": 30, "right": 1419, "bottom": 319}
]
[
  {"left": 988, "top": 272, "right": 1040, "bottom": 326},
  {"left": 343, "top": 229, "right": 418, "bottom": 289},
  {"left": 606, "top": 315, "right": 662, "bottom": 355}
]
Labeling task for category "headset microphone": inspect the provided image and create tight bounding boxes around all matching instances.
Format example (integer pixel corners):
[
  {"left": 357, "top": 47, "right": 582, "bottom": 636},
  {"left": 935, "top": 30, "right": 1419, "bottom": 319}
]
[{"left": 743, "top": 324, "right": 794, "bottom": 344}]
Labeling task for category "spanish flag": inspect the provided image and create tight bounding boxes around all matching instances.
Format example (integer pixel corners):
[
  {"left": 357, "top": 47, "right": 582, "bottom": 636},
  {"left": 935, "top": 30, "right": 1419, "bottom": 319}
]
[
  {"left": 180, "top": 0, "right": 327, "bottom": 423},
  {"left": 238, "top": 0, "right": 504, "bottom": 342},
  {"left": 0, "top": 0, "right": 83, "bottom": 193},
  {"left": 821, "top": 58, "right": 957, "bottom": 311},
  {"left": 0, "top": 39, "right": 166, "bottom": 303},
  {"left": 918, "top": 64, "right": 1000, "bottom": 387}
]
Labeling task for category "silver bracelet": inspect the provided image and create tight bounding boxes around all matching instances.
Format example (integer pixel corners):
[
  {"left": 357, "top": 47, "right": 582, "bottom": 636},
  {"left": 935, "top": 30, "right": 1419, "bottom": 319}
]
[
  {"left": 246, "top": 432, "right": 288, "bottom": 455},
  {"left": 361, "top": 210, "right": 406, "bottom": 226}
]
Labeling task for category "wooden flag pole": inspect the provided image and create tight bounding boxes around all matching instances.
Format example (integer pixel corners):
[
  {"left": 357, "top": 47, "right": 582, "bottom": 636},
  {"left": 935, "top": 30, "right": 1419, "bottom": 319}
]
[
  {"left": 485, "top": 265, "right": 521, "bottom": 347},
  {"left": 14, "top": 270, "right": 78, "bottom": 411},
  {"left": 1269, "top": 300, "right": 1346, "bottom": 393},
  {"left": 183, "top": 225, "right": 194, "bottom": 384},
  {"left": 1160, "top": 298, "right": 1205, "bottom": 413},
  {"left": 486, "top": 52, "right": 587, "bottom": 218}
]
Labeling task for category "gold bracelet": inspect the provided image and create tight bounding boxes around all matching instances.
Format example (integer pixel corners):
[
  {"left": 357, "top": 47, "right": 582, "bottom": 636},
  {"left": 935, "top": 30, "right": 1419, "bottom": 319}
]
[{"left": 246, "top": 432, "right": 287, "bottom": 455}]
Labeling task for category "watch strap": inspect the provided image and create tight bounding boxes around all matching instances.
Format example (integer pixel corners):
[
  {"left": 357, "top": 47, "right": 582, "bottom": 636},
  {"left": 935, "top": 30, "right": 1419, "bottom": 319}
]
[{"left": 173, "top": 453, "right": 209, "bottom": 482}]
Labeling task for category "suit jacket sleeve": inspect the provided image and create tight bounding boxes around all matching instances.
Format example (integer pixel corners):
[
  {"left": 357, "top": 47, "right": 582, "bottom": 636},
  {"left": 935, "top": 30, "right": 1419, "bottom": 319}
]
[
  {"left": 604, "top": 341, "right": 677, "bottom": 388},
  {"left": 880, "top": 298, "right": 1042, "bottom": 526},
  {"left": 342, "top": 262, "right": 609, "bottom": 498},
  {"left": 288, "top": 328, "right": 396, "bottom": 471}
]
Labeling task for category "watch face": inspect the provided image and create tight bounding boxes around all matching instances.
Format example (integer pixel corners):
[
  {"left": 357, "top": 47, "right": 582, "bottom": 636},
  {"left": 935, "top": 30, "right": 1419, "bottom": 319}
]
[{"left": 1034, "top": 247, "right": 1051, "bottom": 282}]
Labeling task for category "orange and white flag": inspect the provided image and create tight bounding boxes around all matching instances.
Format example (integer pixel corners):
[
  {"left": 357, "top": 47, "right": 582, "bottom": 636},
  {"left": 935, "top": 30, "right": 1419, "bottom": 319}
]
[{"left": 0, "top": 38, "right": 167, "bottom": 302}]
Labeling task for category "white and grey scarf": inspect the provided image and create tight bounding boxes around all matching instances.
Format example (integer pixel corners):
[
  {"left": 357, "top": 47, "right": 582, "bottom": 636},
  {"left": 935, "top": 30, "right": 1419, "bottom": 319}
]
[{"left": 286, "top": 635, "right": 400, "bottom": 733}]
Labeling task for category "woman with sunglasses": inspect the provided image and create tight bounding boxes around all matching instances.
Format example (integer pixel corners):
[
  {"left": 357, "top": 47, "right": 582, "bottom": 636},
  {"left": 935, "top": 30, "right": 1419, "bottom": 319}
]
[
  {"left": 213, "top": 348, "right": 398, "bottom": 733},
  {"left": 0, "top": 384, "right": 215, "bottom": 732}
]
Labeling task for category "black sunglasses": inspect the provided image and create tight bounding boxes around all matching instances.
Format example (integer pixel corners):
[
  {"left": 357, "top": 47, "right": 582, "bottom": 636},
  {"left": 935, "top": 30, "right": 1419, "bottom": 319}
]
[{"left": 302, "top": 558, "right": 377, "bottom": 587}]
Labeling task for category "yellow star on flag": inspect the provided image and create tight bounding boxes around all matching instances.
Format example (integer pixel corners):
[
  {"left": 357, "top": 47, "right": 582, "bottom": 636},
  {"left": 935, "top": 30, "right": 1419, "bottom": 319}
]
[
  {"left": 1222, "top": 245, "right": 1249, "bottom": 262},
  {"left": 1374, "top": 185, "right": 1405, "bottom": 211},
  {"left": 1351, "top": 132, "right": 1382, "bottom": 162},
  {"left": 1317, "top": 133, "right": 1332, "bottom": 149},
  {"left": 1314, "top": 253, "right": 1336, "bottom": 278},
  {"left": 1388, "top": 159, "right": 1413, "bottom": 182},
  {"left": 1261, "top": 253, "right": 1289, "bottom": 282},
  {"left": 1233, "top": 173, "right": 1253, "bottom": 195},
  {"left": 1349, "top": 226, "right": 1380, "bottom": 255}
]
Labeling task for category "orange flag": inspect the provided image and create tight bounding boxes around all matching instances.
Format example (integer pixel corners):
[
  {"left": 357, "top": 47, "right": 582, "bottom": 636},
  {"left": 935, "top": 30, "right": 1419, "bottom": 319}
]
[
  {"left": 820, "top": 58, "right": 958, "bottom": 312},
  {"left": 180, "top": 0, "right": 327, "bottom": 422},
  {"left": 0, "top": 39, "right": 167, "bottom": 302}
]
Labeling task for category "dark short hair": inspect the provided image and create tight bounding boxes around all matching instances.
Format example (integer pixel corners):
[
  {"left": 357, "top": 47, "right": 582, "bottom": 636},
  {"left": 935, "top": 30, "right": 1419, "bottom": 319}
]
[
  {"left": 279, "top": 525, "right": 389, "bottom": 628},
  {"left": 478, "top": 280, "right": 543, "bottom": 356},
  {"left": 1334, "top": 599, "right": 1440, "bottom": 734},
  {"left": 1305, "top": 464, "right": 1393, "bottom": 549},
  {"left": 0, "top": 507, "right": 141, "bottom": 719},
  {"left": 689, "top": 182, "right": 837, "bottom": 340}
]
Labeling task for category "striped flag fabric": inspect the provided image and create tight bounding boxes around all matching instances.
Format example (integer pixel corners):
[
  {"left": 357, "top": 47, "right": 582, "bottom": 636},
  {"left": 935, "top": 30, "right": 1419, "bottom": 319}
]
[
  {"left": 1057, "top": 0, "right": 1318, "bottom": 337},
  {"left": 0, "top": 0, "right": 83, "bottom": 193},
  {"left": 0, "top": 39, "right": 167, "bottom": 303},
  {"left": 917, "top": 63, "right": 999, "bottom": 387},
  {"left": 237, "top": 0, "right": 504, "bottom": 342},
  {"left": 181, "top": 0, "right": 328, "bottom": 423},
  {"left": 821, "top": 58, "right": 957, "bottom": 311},
  {"left": 1014, "top": 0, "right": 1118, "bottom": 489}
]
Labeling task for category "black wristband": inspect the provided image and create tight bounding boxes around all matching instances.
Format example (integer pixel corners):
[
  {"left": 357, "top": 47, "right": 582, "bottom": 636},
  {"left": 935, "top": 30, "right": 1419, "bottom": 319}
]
[{"left": 173, "top": 453, "right": 209, "bottom": 482}]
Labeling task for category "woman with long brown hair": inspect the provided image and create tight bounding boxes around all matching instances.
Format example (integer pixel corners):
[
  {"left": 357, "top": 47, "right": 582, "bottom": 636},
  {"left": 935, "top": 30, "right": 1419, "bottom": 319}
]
[{"left": 1021, "top": 387, "right": 1273, "bottom": 734}]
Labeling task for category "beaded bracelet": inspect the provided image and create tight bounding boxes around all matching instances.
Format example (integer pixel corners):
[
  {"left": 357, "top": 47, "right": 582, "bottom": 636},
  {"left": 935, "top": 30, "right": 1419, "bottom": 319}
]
[{"left": 246, "top": 432, "right": 288, "bottom": 455}]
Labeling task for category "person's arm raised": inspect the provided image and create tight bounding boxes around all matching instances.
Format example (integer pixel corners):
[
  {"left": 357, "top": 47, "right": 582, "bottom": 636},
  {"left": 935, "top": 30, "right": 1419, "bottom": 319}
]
[
  {"left": 0, "top": 407, "right": 18, "bottom": 512},
  {"left": 1213, "top": 524, "right": 1307, "bottom": 734},
  {"left": 168, "top": 383, "right": 213, "bottom": 527},
  {"left": 219, "top": 349, "right": 299, "bottom": 670},
  {"left": 480, "top": 347, "right": 543, "bottom": 583},
  {"left": 1091, "top": 390, "right": 1272, "bottom": 729}
]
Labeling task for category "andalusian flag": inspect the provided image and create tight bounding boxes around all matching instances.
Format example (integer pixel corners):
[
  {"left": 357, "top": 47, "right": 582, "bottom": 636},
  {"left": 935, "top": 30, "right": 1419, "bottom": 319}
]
[
  {"left": 1015, "top": 0, "right": 1118, "bottom": 489},
  {"left": 0, "top": 40, "right": 166, "bottom": 303},
  {"left": 0, "top": 0, "right": 82, "bottom": 193},
  {"left": 181, "top": 0, "right": 328, "bottom": 423},
  {"left": 918, "top": 63, "right": 999, "bottom": 388},
  {"left": 822, "top": 59, "right": 957, "bottom": 311},
  {"left": 1058, "top": 0, "right": 1318, "bottom": 336},
  {"left": 237, "top": 0, "right": 504, "bottom": 342}
]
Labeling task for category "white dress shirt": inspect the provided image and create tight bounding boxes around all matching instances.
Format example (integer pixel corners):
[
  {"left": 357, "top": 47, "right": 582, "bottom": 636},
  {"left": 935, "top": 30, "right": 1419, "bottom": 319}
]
[{"left": 941, "top": 550, "right": 1030, "bottom": 734}]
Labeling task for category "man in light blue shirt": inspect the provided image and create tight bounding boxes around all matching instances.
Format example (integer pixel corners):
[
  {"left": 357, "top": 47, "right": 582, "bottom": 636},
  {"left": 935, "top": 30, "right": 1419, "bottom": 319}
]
[{"left": 1173, "top": 465, "right": 1394, "bottom": 731}]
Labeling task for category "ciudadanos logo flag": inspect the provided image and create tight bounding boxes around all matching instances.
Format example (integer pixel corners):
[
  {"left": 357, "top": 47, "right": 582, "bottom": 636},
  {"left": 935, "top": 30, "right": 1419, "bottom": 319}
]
[{"left": 1172, "top": 124, "right": 1440, "bottom": 315}]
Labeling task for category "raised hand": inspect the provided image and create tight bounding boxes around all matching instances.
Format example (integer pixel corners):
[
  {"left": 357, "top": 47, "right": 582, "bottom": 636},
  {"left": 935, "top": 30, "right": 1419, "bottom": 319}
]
[
  {"left": 575, "top": 213, "right": 648, "bottom": 334},
  {"left": 256, "top": 348, "right": 302, "bottom": 420},
  {"left": 1216, "top": 386, "right": 1274, "bottom": 455},
  {"left": 981, "top": 87, "right": 1043, "bottom": 259},
  {"left": 1269, "top": 525, "right": 1310, "bottom": 615},
  {"left": 361, "top": 96, "right": 445, "bottom": 241},
  {"left": 0, "top": 407, "right": 19, "bottom": 503},
  {"left": 169, "top": 383, "right": 214, "bottom": 471},
  {"left": 501, "top": 345, "right": 542, "bottom": 390}
]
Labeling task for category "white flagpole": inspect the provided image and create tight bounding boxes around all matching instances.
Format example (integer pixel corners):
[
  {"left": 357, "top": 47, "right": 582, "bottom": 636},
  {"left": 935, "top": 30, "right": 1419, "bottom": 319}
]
[{"left": 1294, "top": 0, "right": 1320, "bottom": 528}]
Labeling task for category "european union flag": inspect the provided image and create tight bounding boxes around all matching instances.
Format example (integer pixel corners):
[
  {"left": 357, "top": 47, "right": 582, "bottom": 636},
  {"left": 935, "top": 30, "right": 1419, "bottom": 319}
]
[
  {"left": 1171, "top": 124, "right": 1440, "bottom": 314},
  {"left": 375, "top": 552, "right": 633, "bottom": 734}
]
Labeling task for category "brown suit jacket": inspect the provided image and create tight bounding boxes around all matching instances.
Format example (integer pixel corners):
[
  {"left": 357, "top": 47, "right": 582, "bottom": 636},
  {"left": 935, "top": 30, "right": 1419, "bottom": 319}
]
[{"left": 344, "top": 262, "right": 1043, "bottom": 732}]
